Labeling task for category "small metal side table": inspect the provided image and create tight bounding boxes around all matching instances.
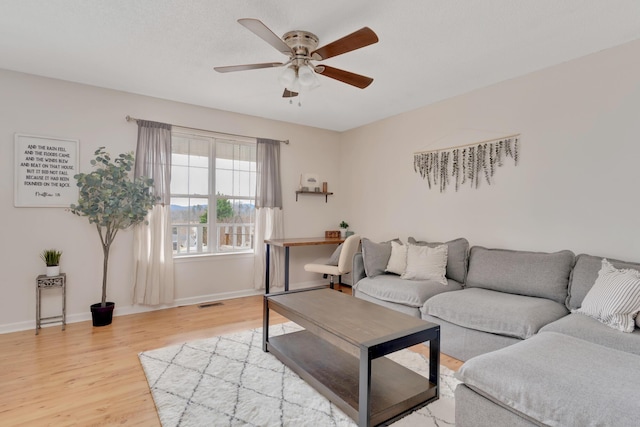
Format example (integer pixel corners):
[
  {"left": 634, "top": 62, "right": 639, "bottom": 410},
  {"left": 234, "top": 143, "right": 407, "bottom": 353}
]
[{"left": 36, "top": 273, "right": 66, "bottom": 335}]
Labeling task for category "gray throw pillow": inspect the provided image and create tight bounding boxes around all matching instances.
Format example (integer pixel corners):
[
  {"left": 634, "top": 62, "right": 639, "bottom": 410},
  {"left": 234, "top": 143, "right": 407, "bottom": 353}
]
[
  {"left": 362, "top": 238, "right": 397, "bottom": 278},
  {"left": 408, "top": 237, "right": 470, "bottom": 283},
  {"left": 327, "top": 244, "right": 342, "bottom": 266}
]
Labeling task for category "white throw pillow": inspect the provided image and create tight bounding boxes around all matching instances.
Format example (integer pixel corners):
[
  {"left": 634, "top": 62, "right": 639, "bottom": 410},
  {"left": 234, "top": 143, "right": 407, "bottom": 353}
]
[
  {"left": 385, "top": 241, "right": 407, "bottom": 275},
  {"left": 575, "top": 259, "right": 640, "bottom": 333},
  {"left": 401, "top": 244, "right": 448, "bottom": 285}
]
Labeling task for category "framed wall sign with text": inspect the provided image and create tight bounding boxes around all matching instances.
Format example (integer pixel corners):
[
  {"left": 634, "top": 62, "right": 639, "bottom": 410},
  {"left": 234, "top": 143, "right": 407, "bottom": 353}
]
[{"left": 14, "top": 134, "right": 79, "bottom": 207}]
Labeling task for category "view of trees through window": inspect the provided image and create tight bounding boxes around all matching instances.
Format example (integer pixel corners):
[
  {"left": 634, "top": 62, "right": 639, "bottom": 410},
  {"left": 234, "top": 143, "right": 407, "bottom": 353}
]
[{"left": 170, "top": 133, "right": 256, "bottom": 255}]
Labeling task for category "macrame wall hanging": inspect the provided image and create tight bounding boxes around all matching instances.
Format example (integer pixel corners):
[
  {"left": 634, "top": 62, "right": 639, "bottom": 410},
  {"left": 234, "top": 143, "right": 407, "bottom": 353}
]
[{"left": 413, "top": 134, "right": 520, "bottom": 192}]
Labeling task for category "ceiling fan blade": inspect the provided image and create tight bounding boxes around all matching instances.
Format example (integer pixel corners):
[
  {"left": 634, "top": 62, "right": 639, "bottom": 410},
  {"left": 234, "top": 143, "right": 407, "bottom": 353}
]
[
  {"left": 311, "top": 27, "right": 378, "bottom": 61},
  {"left": 314, "top": 65, "right": 373, "bottom": 89},
  {"left": 214, "top": 62, "right": 284, "bottom": 73},
  {"left": 282, "top": 89, "right": 299, "bottom": 98},
  {"left": 238, "top": 18, "right": 293, "bottom": 55}
]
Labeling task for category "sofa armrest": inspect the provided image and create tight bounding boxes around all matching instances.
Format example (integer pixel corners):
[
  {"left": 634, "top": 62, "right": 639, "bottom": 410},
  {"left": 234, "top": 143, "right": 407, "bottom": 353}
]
[{"left": 352, "top": 252, "right": 366, "bottom": 284}]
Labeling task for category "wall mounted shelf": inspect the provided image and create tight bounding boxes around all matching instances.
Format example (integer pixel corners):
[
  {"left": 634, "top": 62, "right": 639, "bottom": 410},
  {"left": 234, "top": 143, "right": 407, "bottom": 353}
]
[{"left": 295, "top": 191, "right": 334, "bottom": 203}]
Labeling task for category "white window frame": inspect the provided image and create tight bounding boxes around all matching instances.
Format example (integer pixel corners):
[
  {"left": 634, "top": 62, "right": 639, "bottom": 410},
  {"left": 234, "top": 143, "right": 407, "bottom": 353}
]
[{"left": 170, "top": 128, "right": 256, "bottom": 257}]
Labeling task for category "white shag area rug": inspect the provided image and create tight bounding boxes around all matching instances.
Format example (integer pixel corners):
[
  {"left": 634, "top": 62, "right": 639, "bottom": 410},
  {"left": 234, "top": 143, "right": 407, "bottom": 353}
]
[{"left": 139, "top": 323, "right": 460, "bottom": 426}]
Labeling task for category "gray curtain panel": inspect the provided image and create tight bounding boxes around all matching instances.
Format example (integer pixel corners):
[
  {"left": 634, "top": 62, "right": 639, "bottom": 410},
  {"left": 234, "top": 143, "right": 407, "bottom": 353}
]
[
  {"left": 135, "top": 120, "right": 172, "bottom": 205},
  {"left": 133, "top": 119, "right": 174, "bottom": 305},
  {"left": 256, "top": 138, "right": 282, "bottom": 208}
]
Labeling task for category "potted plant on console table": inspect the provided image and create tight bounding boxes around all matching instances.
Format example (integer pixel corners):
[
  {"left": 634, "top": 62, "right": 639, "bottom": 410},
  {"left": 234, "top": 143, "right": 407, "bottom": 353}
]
[
  {"left": 70, "top": 147, "right": 157, "bottom": 327},
  {"left": 40, "top": 249, "right": 62, "bottom": 277},
  {"left": 339, "top": 221, "right": 349, "bottom": 238}
]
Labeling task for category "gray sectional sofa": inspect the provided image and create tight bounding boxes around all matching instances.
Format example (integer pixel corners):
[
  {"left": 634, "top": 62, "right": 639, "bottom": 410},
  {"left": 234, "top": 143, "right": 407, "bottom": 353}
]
[{"left": 352, "top": 240, "right": 640, "bottom": 427}]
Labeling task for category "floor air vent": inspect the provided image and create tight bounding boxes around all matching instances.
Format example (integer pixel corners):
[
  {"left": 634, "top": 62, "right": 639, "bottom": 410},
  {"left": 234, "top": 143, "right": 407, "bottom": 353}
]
[{"left": 198, "top": 302, "right": 224, "bottom": 309}]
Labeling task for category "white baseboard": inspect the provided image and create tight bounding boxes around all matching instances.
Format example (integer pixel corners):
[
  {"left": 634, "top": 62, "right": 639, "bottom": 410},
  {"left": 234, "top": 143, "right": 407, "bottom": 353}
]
[
  {"left": 174, "top": 288, "right": 263, "bottom": 307},
  {"left": 0, "top": 282, "right": 340, "bottom": 335},
  {"left": 0, "top": 288, "right": 268, "bottom": 335}
]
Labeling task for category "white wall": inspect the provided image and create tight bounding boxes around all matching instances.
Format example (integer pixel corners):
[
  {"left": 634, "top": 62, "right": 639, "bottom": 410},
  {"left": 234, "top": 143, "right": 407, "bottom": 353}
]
[
  {"left": 6, "top": 37, "right": 640, "bottom": 333},
  {"left": 341, "top": 39, "right": 640, "bottom": 260},
  {"left": 0, "top": 69, "right": 343, "bottom": 332}
]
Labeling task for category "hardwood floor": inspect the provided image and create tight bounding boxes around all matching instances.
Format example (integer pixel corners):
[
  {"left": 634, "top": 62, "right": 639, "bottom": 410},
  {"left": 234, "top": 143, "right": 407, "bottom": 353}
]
[{"left": 0, "top": 287, "right": 462, "bottom": 426}]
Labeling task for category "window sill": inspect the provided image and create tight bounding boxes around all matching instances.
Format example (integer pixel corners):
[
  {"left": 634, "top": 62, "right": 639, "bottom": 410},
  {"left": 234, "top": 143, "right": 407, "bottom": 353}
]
[{"left": 173, "top": 251, "right": 254, "bottom": 263}]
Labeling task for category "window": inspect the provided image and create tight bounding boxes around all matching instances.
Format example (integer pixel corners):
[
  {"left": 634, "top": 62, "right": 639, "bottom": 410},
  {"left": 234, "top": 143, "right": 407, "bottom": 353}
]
[{"left": 170, "top": 131, "right": 256, "bottom": 256}]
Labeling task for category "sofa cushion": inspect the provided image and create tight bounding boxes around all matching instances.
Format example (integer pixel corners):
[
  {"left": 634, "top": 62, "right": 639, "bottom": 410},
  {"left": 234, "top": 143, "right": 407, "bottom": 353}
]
[
  {"left": 567, "top": 253, "right": 640, "bottom": 310},
  {"left": 422, "top": 313, "right": 521, "bottom": 362},
  {"left": 456, "top": 332, "right": 640, "bottom": 427},
  {"left": 574, "top": 259, "right": 640, "bottom": 332},
  {"left": 353, "top": 274, "right": 462, "bottom": 308},
  {"left": 423, "top": 288, "right": 568, "bottom": 339},
  {"left": 401, "top": 244, "right": 448, "bottom": 284},
  {"left": 385, "top": 240, "right": 407, "bottom": 275},
  {"left": 456, "top": 384, "right": 539, "bottom": 427},
  {"left": 355, "top": 291, "right": 422, "bottom": 318},
  {"left": 361, "top": 238, "right": 392, "bottom": 278},
  {"left": 465, "top": 246, "right": 575, "bottom": 304},
  {"left": 540, "top": 313, "right": 640, "bottom": 356},
  {"left": 408, "top": 237, "right": 469, "bottom": 283}
]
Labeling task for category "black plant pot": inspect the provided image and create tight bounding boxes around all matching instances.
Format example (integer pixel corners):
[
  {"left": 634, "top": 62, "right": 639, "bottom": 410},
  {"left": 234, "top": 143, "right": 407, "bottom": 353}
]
[{"left": 90, "top": 302, "right": 115, "bottom": 327}]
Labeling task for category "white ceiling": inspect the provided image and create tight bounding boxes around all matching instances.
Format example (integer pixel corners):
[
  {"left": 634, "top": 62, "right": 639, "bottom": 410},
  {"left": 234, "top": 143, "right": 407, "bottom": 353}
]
[{"left": 2, "top": 1, "right": 640, "bottom": 132}]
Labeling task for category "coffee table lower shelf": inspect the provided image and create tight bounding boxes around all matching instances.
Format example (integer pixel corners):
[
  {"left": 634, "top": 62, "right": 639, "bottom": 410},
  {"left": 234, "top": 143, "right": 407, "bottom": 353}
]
[{"left": 267, "top": 330, "right": 437, "bottom": 426}]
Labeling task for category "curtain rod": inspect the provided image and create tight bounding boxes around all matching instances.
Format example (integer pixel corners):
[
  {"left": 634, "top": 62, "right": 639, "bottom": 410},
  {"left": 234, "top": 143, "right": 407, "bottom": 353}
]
[
  {"left": 414, "top": 133, "right": 520, "bottom": 155},
  {"left": 125, "top": 115, "right": 290, "bottom": 145}
]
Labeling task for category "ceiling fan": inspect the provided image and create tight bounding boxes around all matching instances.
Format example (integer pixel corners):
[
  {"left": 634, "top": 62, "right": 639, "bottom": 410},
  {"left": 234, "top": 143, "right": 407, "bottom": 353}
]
[{"left": 214, "top": 18, "right": 379, "bottom": 98}]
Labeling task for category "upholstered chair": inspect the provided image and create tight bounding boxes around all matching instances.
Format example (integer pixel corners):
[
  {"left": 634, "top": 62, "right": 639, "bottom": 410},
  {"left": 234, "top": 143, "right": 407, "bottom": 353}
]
[{"left": 304, "top": 234, "right": 361, "bottom": 289}]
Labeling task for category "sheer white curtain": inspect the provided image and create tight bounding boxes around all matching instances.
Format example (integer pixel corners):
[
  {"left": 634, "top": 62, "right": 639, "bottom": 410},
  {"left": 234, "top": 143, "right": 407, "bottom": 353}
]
[
  {"left": 132, "top": 120, "right": 175, "bottom": 305},
  {"left": 253, "top": 138, "right": 284, "bottom": 290}
]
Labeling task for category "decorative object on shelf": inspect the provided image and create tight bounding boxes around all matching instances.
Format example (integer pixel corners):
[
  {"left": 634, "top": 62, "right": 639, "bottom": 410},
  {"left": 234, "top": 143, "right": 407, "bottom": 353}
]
[
  {"left": 325, "top": 230, "right": 341, "bottom": 238},
  {"left": 302, "top": 173, "right": 320, "bottom": 190},
  {"left": 40, "top": 248, "right": 62, "bottom": 277},
  {"left": 322, "top": 182, "right": 328, "bottom": 192},
  {"left": 70, "top": 147, "right": 157, "bottom": 327},
  {"left": 339, "top": 221, "right": 349, "bottom": 238},
  {"left": 413, "top": 134, "right": 520, "bottom": 192}
]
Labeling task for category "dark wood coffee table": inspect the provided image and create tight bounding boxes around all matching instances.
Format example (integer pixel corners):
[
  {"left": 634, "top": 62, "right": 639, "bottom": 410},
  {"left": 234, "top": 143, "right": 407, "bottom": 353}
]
[{"left": 263, "top": 287, "right": 440, "bottom": 426}]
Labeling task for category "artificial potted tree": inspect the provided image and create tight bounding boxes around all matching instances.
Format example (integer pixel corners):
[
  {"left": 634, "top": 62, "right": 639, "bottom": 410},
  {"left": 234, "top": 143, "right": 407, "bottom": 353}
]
[
  {"left": 41, "top": 249, "right": 62, "bottom": 277},
  {"left": 70, "top": 147, "right": 156, "bottom": 327}
]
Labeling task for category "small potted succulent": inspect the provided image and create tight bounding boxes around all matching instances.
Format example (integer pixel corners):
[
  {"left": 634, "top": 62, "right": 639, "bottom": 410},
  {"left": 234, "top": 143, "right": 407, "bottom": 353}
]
[
  {"left": 41, "top": 249, "right": 62, "bottom": 277},
  {"left": 339, "top": 221, "right": 349, "bottom": 238}
]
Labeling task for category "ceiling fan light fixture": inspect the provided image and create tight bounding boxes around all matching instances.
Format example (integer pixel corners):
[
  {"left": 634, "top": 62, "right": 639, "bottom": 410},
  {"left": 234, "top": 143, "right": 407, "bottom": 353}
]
[
  {"left": 278, "top": 66, "right": 296, "bottom": 88},
  {"left": 297, "top": 65, "right": 316, "bottom": 87},
  {"left": 289, "top": 76, "right": 301, "bottom": 93}
]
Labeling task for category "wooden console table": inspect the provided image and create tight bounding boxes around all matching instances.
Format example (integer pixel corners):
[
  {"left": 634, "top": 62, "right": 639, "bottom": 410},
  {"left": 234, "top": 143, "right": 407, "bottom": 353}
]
[
  {"left": 264, "top": 236, "right": 344, "bottom": 293},
  {"left": 264, "top": 287, "right": 440, "bottom": 426}
]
